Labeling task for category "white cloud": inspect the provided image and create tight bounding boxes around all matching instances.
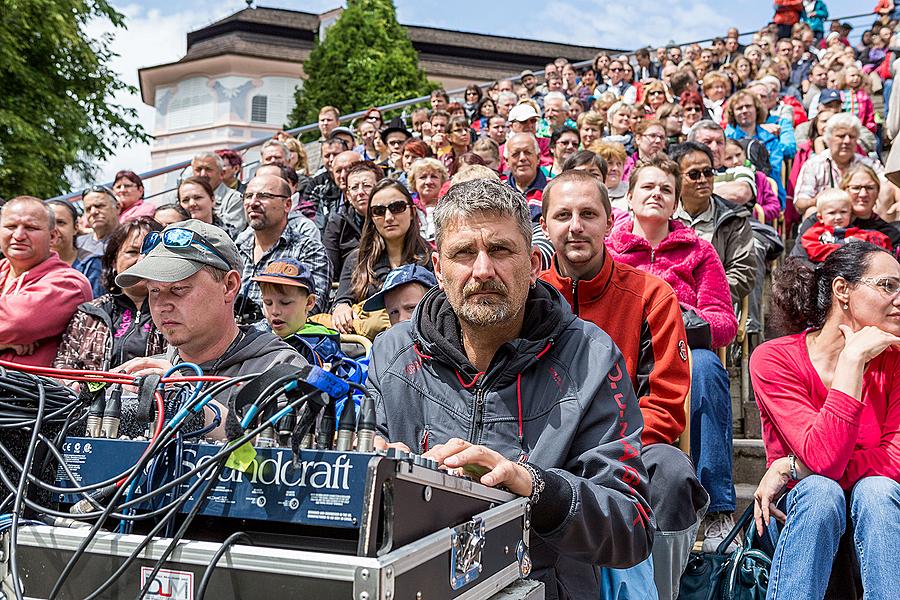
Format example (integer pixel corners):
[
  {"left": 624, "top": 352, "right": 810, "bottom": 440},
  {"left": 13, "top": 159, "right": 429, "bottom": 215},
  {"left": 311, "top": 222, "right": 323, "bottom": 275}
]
[{"left": 521, "top": 0, "right": 732, "bottom": 50}]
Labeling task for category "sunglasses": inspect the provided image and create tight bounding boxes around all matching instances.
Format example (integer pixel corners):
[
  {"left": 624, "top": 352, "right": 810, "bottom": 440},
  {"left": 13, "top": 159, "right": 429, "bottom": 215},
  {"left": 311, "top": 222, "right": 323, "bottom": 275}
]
[
  {"left": 609, "top": 67, "right": 623, "bottom": 72},
  {"left": 685, "top": 167, "right": 715, "bottom": 181},
  {"left": 141, "top": 228, "right": 231, "bottom": 269},
  {"left": 82, "top": 184, "right": 115, "bottom": 198},
  {"left": 648, "top": 90, "right": 666, "bottom": 96},
  {"left": 370, "top": 201, "right": 409, "bottom": 218}
]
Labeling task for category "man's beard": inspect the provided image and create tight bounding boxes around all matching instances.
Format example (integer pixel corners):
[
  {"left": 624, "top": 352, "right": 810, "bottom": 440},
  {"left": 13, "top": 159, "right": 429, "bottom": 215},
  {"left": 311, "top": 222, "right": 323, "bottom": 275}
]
[{"left": 451, "top": 279, "right": 514, "bottom": 327}]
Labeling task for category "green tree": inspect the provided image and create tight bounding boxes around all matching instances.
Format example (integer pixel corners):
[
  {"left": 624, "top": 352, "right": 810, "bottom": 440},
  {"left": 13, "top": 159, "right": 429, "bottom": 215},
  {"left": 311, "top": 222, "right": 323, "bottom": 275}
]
[
  {"left": 288, "top": 0, "right": 433, "bottom": 130},
  {"left": 0, "top": 0, "right": 146, "bottom": 199}
]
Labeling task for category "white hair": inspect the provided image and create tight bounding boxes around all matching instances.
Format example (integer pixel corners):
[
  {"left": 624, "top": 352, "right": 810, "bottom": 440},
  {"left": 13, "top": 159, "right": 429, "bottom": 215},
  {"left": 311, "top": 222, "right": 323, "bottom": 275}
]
[
  {"left": 543, "top": 91, "right": 570, "bottom": 112},
  {"left": 192, "top": 151, "right": 224, "bottom": 171},
  {"left": 503, "top": 132, "right": 541, "bottom": 160},
  {"left": 824, "top": 112, "right": 862, "bottom": 141}
]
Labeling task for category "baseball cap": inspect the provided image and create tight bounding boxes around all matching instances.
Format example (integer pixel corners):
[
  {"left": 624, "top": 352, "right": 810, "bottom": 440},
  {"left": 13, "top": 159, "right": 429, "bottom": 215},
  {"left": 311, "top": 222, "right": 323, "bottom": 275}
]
[
  {"left": 329, "top": 126, "right": 355, "bottom": 140},
  {"left": 520, "top": 69, "right": 535, "bottom": 79},
  {"left": 362, "top": 264, "right": 437, "bottom": 312},
  {"left": 508, "top": 103, "right": 541, "bottom": 123},
  {"left": 819, "top": 88, "right": 841, "bottom": 106},
  {"left": 252, "top": 258, "right": 316, "bottom": 295},
  {"left": 115, "top": 219, "right": 242, "bottom": 288}
]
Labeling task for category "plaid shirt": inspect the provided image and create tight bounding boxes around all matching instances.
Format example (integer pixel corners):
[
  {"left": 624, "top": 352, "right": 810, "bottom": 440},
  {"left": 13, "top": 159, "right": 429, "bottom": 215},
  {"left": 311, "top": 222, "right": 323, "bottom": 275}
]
[
  {"left": 794, "top": 150, "right": 886, "bottom": 205},
  {"left": 236, "top": 214, "right": 332, "bottom": 316}
]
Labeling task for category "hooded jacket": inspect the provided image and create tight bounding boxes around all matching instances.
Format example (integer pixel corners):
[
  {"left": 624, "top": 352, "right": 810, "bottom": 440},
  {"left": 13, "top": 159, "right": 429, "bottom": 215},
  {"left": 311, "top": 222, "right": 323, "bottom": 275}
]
[
  {"left": 367, "top": 281, "right": 653, "bottom": 600},
  {"left": 0, "top": 254, "right": 93, "bottom": 366},
  {"left": 607, "top": 219, "right": 738, "bottom": 349},
  {"left": 323, "top": 203, "right": 363, "bottom": 281},
  {"left": 540, "top": 251, "right": 690, "bottom": 446}
]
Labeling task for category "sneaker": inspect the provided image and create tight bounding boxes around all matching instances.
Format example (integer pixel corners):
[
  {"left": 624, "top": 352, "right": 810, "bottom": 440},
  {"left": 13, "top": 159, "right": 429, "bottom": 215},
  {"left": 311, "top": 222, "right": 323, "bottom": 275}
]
[{"left": 701, "top": 512, "right": 740, "bottom": 553}]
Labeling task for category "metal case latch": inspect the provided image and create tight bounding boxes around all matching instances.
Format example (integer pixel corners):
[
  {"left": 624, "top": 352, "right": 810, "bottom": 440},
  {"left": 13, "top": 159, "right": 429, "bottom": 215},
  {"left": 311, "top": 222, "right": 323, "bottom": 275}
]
[{"left": 449, "top": 516, "right": 486, "bottom": 590}]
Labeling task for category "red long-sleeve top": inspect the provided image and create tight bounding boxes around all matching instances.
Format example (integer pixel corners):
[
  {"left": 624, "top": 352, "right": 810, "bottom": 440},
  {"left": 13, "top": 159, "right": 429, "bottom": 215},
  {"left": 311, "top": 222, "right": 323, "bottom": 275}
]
[{"left": 749, "top": 331, "right": 900, "bottom": 488}]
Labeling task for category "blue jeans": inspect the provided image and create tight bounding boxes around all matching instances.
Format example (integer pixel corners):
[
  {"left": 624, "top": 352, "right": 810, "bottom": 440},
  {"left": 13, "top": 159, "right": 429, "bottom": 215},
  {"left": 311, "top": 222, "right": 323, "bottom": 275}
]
[
  {"left": 599, "top": 557, "right": 658, "bottom": 600},
  {"left": 690, "top": 349, "right": 735, "bottom": 513},
  {"left": 767, "top": 475, "right": 900, "bottom": 599}
]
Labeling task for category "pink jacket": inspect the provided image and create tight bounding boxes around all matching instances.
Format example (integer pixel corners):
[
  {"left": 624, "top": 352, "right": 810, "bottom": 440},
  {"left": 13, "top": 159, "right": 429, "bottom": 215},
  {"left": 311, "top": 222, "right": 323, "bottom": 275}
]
[
  {"left": 0, "top": 254, "right": 93, "bottom": 366},
  {"left": 755, "top": 170, "right": 781, "bottom": 223},
  {"left": 607, "top": 219, "right": 738, "bottom": 348}
]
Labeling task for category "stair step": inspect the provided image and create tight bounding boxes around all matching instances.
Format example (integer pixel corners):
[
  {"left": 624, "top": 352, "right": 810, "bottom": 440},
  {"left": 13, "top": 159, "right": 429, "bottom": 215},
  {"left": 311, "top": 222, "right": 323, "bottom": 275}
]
[{"left": 733, "top": 438, "right": 768, "bottom": 486}]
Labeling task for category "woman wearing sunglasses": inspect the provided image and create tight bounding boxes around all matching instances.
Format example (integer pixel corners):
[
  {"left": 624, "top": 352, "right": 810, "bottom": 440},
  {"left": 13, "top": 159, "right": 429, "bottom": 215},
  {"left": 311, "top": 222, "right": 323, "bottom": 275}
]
[
  {"left": 751, "top": 243, "right": 900, "bottom": 599},
  {"left": 636, "top": 79, "right": 671, "bottom": 119},
  {"left": 607, "top": 154, "right": 740, "bottom": 553},
  {"left": 54, "top": 218, "right": 166, "bottom": 371},
  {"left": 330, "top": 180, "right": 432, "bottom": 338}
]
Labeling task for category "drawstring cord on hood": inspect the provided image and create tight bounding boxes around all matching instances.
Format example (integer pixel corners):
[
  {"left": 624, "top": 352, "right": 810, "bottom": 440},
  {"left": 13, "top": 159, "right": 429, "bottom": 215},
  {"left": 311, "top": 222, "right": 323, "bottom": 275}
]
[{"left": 414, "top": 339, "right": 554, "bottom": 451}]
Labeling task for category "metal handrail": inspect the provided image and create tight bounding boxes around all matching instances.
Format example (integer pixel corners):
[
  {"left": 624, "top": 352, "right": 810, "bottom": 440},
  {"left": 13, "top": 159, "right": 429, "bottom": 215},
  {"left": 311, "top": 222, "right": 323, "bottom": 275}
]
[{"left": 49, "top": 10, "right": 878, "bottom": 203}]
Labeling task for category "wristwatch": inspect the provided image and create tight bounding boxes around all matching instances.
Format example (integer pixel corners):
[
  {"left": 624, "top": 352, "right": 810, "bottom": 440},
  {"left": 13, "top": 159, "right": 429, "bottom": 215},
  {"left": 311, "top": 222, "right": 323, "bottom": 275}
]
[
  {"left": 519, "top": 462, "right": 545, "bottom": 505},
  {"left": 787, "top": 454, "right": 799, "bottom": 481}
]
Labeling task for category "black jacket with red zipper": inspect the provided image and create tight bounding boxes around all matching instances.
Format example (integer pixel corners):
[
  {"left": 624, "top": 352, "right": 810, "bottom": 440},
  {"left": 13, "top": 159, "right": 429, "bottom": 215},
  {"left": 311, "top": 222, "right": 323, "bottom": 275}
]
[{"left": 367, "top": 281, "right": 653, "bottom": 600}]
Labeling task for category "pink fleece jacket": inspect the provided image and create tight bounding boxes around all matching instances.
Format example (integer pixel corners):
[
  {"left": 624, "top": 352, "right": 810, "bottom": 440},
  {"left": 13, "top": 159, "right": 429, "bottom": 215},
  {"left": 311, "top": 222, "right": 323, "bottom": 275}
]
[
  {"left": 0, "top": 254, "right": 93, "bottom": 366},
  {"left": 607, "top": 219, "right": 738, "bottom": 348}
]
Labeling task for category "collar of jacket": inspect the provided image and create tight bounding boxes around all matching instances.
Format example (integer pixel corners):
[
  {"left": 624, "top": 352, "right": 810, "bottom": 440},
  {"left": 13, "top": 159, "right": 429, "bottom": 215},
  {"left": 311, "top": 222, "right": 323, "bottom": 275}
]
[
  {"left": 542, "top": 248, "right": 615, "bottom": 309},
  {"left": 710, "top": 194, "right": 751, "bottom": 229},
  {"left": 410, "top": 280, "right": 571, "bottom": 389},
  {"left": 608, "top": 218, "right": 698, "bottom": 255}
]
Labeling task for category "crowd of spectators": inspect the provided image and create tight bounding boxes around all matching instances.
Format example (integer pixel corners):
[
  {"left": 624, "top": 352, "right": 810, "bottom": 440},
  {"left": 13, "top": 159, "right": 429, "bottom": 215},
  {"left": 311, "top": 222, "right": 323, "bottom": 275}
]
[{"left": 1, "top": 5, "right": 900, "bottom": 599}]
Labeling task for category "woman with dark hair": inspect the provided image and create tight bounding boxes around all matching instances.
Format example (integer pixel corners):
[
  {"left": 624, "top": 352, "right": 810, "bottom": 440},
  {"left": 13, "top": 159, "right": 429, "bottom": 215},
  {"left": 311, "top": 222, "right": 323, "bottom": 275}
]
[
  {"left": 47, "top": 200, "right": 104, "bottom": 297},
  {"left": 471, "top": 97, "right": 497, "bottom": 132},
  {"left": 330, "top": 180, "right": 432, "bottom": 338},
  {"left": 53, "top": 218, "right": 166, "bottom": 371},
  {"left": 177, "top": 175, "right": 236, "bottom": 238},
  {"left": 679, "top": 91, "right": 708, "bottom": 133},
  {"left": 463, "top": 84, "right": 483, "bottom": 121},
  {"left": 655, "top": 102, "right": 685, "bottom": 147},
  {"left": 751, "top": 244, "right": 900, "bottom": 599},
  {"left": 153, "top": 203, "right": 190, "bottom": 227},
  {"left": 437, "top": 115, "right": 472, "bottom": 176},
  {"left": 112, "top": 170, "right": 155, "bottom": 221}
]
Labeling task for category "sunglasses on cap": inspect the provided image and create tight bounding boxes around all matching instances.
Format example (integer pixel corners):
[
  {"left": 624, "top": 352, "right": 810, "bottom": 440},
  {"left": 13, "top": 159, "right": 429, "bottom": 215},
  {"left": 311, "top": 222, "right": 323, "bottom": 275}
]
[
  {"left": 370, "top": 201, "right": 410, "bottom": 218},
  {"left": 81, "top": 184, "right": 117, "bottom": 202},
  {"left": 685, "top": 167, "right": 715, "bottom": 181},
  {"left": 141, "top": 228, "right": 231, "bottom": 269}
]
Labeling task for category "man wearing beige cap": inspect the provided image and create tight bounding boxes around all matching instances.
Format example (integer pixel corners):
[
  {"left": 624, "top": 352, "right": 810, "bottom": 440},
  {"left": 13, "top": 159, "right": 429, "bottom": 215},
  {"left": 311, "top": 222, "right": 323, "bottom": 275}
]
[{"left": 117, "top": 220, "right": 304, "bottom": 437}]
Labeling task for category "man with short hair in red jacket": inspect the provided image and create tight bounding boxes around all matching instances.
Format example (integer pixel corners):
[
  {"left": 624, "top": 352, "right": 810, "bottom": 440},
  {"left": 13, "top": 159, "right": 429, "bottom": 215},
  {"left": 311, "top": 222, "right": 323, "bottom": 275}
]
[
  {"left": 539, "top": 171, "right": 708, "bottom": 600},
  {"left": 0, "top": 196, "right": 92, "bottom": 366}
]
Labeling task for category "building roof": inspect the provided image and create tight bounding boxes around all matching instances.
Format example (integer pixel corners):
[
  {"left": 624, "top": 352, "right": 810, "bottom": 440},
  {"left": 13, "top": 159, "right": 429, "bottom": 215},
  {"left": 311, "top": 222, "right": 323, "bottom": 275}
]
[{"left": 183, "top": 6, "right": 619, "bottom": 68}]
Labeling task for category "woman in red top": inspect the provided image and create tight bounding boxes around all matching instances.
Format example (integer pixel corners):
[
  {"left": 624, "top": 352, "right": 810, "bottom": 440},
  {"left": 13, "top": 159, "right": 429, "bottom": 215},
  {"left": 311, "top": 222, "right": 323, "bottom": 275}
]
[{"left": 750, "top": 243, "right": 900, "bottom": 599}]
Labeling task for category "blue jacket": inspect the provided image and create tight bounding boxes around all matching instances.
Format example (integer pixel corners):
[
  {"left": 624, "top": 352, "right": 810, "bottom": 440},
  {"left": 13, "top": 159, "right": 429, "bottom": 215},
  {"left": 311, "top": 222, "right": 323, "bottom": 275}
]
[{"left": 725, "top": 124, "right": 786, "bottom": 206}]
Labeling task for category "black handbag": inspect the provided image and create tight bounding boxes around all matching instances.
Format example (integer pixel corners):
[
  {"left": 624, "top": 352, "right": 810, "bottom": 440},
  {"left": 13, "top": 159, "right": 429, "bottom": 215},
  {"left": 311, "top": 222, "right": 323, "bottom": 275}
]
[
  {"left": 678, "top": 505, "right": 772, "bottom": 600},
  {"left": 682, "top": 309, "right": 713, "bottom": 351}
]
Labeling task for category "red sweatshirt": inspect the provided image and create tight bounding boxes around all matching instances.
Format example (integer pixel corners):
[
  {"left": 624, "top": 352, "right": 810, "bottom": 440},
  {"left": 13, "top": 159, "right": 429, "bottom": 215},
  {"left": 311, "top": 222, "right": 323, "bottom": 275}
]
[
  {"left": 750, "top": 331, "right": 900, "bottom": 488},
  {"left": 0, "top": 254, "right": 93, "bottom": 367},
  {"left": 541, "top": 251, "right": 691, "bottom": 446}
]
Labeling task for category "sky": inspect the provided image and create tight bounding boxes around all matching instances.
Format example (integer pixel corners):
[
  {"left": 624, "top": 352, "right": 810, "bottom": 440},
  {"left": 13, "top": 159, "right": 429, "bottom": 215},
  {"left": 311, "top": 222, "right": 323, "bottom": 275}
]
[{"left": 88, "top": 0, "right": 870, "bottom": 185}]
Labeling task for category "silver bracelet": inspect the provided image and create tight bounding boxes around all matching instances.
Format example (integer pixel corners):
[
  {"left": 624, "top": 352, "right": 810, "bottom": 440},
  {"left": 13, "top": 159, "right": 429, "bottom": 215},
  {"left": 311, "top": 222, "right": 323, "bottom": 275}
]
[
  {"left": 788, "top": 454, "right": 799, "bottom": 481},
  {"left": 519, "top": 462, "right": 545, "bottom": 505}
]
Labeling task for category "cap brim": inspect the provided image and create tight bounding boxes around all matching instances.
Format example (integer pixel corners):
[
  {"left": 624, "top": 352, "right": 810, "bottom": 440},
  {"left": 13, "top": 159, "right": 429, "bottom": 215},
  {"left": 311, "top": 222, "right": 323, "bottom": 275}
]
[
  {"left": 362, "top": 290, "right": 387, "bottom": 312},
  {"left": 252, "top": 275, "right": 312, "bottom": 292},
  {"left": 115, "top": 255, "right": 205, "bottom": 289}
]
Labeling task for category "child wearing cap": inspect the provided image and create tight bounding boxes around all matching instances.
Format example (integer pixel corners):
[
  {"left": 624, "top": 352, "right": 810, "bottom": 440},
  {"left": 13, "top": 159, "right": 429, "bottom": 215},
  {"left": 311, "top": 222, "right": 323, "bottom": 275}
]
[
  {"left": 800, "top": 189, "right": 893, "bottom": 262},
  {"left": 252, "top": 258, "right": 342, "bottom": 365},
  {"left": 361, "top": 264, "right": 437, "bottom": 326}
]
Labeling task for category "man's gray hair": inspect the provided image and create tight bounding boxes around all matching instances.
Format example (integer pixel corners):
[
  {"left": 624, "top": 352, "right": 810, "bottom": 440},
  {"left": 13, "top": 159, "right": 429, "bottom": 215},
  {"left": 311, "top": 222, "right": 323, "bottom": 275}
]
[
  {"left": 0, "top": 196, "right": 55, "bottom": 230},
  {"left": 543, "top": 91, "right": 570, "bottom": 112},
  {"left": 687, "top": 119, "right": 725, "bottom": 141},
  {"left": 498, "top": 91, "right": 518, "bottom": 105},
  {"left": 192, "top": 151, "right": 224, "bottom": 171},
  {"left": 503, "top": 132, "right": 541, "bottom": 160},
  {"left": 824, "top": 112, "right": 862, "bottom": 141},
  {"left": 261, "top": 139, "right": 291, "bottom": 160},
  {"left": 434, "top": 179, "right": 532, "bottom": 250}
]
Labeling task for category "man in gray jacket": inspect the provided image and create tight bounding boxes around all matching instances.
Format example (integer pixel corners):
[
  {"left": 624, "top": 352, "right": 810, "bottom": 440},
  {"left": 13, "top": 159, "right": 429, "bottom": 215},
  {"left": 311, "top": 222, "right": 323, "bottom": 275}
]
[
  {"left": 117, "top": 219, "right": 305, "bottom": 440},
  {"left": 367, "top": 179, "right": 653, "bottom": 600}
]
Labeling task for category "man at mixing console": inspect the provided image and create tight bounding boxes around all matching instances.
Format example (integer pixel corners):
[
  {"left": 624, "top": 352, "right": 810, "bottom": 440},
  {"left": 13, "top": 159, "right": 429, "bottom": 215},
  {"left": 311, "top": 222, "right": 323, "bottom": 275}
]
[
  {"left": 366, "top": 179, "right": 653, "bottom": 600},
  {"left": 115, "top": 219, "right": 305, "bottom": 438}
]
